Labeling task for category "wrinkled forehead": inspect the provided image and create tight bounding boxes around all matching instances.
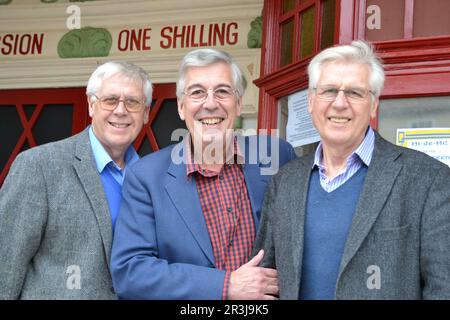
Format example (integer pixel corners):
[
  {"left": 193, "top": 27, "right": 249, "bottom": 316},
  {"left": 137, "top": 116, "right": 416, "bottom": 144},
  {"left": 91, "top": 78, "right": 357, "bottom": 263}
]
[
  {"left": 317, "top": 61, "right": 371, "bottom": 87},
  {"left": 103, "top": 71, "right": 143, "bottom": 85},
  {"left": 184, "top": 62, "right": 234, "bottom": 88},
  {"left": 99, "top": 72, "right": 144, "bottom": 92}
]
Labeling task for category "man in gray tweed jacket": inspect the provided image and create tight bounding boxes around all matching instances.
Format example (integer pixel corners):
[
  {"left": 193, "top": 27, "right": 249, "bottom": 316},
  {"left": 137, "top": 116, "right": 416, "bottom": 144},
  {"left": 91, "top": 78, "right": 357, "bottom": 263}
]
[
  {"left": 0, "top": 61, "right": 151, "bottom": 299},
  {"left": 254, "top": 41, "right": 450, "bottom": 299}
]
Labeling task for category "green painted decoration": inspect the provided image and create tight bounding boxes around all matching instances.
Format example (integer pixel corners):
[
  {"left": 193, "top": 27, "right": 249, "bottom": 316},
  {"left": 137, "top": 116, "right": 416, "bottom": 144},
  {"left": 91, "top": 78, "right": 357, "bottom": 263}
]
[
  {"left": 247, "top": 16, "right": 262, "bottom": 49},
  {"left": 58, "top": 27, "right": 112, "bottom": 58},
  {"left": 41, "top": 0, "right": 99, "bottom": 2}
]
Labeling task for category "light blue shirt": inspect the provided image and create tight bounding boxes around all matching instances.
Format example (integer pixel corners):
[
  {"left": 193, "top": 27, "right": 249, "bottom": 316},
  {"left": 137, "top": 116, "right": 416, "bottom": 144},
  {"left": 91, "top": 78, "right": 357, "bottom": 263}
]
[
  {"left": 88, "top": 126, "right": 139, "bottom": 185},
  {"left": 313, "top": 127, "right": 375, "bottom": 193}
]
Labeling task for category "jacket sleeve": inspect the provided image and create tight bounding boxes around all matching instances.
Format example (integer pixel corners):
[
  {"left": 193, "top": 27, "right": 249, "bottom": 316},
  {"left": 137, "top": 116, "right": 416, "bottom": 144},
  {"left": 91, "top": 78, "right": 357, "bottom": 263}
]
[
  {"left": 282, "top": 139, "right": 297, "bottom": 163},
  {"left": 252, "top": 176, "right": 277, "bottom": 269},
  {"left": 0, "top": 152, "right": 47, "bottom": 299},
  {"left": 420, "top": 164, "right": 450, "bottom": 299},
  {"left": 110, "top": 167, "right": 226, "bottom": 300},
  {"left": 252, "top": 137, "right": 294, "bottom": 267}
]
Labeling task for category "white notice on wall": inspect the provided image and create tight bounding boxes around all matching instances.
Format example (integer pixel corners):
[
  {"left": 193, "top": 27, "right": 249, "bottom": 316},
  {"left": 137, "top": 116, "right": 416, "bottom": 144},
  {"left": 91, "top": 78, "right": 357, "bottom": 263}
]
[
  {"left": 396, "top": 128, "right": 450, "bottom": 167},
  {"left": 286, "top": 89, "right": 320, "bottom": 148}
]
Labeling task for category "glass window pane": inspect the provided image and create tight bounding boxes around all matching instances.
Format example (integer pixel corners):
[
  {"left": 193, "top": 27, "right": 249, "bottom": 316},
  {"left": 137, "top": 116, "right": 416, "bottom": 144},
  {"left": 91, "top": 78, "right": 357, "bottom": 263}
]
[
  {"left": 0, "top": 105, "right": 23, "bottom": 174},
  {"left": 321, "top": 0, "right": 336, "bottom": 49},
  {"left": 151, "top": 98, "right": 187, "bottom": 150},
  {"left": 365, "top": 0, "right": 404, "bottom": 41},
  {"left": 378, "top": 96, "right": 450, "bottom": 144},
  {"left": 299, "top": 6, "right": 315, "bottom": 59},
  {"left": 413, "top": 0, "right": 450, "bottom": 37},
  {"left": 24, "top": 104, "right": 35, "bottom": 121},
  {"left": 278, "top": 94, "right": 318, "bottom": 157},
  {"left": 283, "top": 0, "right": 296, "bottom": 14},
  {"left": 32, "top": 104, "right": 73, "bottom": 145},
  {"left": 280, "top": 19, "right": 294, "bottom": 67},
  {"left": 137, "top": 137, "right": 153, "bottom": 157}
]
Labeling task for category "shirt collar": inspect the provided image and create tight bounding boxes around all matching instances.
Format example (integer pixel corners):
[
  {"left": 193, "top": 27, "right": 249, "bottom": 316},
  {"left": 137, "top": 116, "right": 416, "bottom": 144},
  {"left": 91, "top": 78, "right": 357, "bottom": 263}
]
[
  {"left": 185, "top": 133, "right": 244, "bottom": 177},
  {"left": 89, "top": 126, "right": 139, "bottom": 173},
  {"left": 313, "top": 127, "right": 375, "bottom": 169}
]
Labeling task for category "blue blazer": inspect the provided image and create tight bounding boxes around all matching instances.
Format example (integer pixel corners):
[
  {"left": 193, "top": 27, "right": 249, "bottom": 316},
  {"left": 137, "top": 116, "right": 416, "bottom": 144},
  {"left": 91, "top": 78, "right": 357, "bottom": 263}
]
[{"left": 111, "top": 136, "right": 296, "bottom": 299}]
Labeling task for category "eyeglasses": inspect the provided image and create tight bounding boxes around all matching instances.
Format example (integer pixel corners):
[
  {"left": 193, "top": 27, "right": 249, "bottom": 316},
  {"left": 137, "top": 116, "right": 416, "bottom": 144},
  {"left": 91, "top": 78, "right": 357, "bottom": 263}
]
[
  {"left": 313, "top": 86, "right": 374, "bottom": 103},
  {"left": 93, "top": 95, "right": 146, "bottom": 112},
  {"left": 183, "top": 87, "right": 236, "bottom": 103}
]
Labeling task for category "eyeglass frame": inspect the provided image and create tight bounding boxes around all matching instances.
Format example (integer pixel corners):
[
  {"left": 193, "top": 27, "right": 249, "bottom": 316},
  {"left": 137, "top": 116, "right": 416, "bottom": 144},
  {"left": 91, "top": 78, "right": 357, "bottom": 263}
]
[
  {"left": 312, "top": 86, "right": 375, "bottom": 103},
  {"left": 92, "top": 94, "right": 147, "bottom": 113},
  {"left": 182, "top": 86, "right": 238, "bottom": 103}
]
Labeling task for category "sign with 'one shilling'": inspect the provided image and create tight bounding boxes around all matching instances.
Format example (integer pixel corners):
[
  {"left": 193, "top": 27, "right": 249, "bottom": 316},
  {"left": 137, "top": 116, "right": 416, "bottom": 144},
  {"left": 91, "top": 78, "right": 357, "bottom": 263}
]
[{"left": 0, "top": 0, "right": 261, "bottom": 60}]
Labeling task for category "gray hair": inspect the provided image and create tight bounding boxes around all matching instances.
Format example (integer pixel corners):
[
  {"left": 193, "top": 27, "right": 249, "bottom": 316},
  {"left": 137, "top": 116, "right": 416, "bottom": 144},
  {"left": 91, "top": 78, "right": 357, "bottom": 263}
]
[
  {"left": 86, "top": 61, "right": 153, "bottom": 106},
  {"left": 176, "top": 48, "right": 245, "bottom": 100},
  {"left": 307, "top": 40, "right": 385, "bottom": 97}
]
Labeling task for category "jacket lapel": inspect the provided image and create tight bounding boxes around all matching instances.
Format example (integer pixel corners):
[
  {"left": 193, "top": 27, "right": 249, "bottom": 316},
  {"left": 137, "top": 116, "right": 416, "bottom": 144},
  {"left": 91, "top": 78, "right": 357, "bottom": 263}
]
[
  {"left": 165, "top": 153, "right": 215, "bottom": 265},
  {"left": 338, "top": 134, "right": 403, "bottom": 277},
  {"left": 73, "top": 128, "right": 113, "bottom": 267},
  {"left": 290, "top": 155, "right": 314, "bottom": 294},
  {"left": 242, "top": 163, "right": 270, "bottom": 231},
  {"left": 239, "top": 135, "right": 272, "bottom": 231}
]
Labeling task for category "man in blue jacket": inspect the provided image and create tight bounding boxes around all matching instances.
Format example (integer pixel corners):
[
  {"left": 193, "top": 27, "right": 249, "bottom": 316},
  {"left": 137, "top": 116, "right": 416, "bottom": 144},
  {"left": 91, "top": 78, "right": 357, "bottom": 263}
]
[{"left": 111, "top": 48, "right": 296, "bottom": 299}]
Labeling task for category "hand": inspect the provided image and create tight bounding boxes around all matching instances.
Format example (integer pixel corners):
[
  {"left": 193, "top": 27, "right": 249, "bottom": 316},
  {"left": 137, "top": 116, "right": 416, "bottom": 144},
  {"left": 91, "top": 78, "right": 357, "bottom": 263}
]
[{"left": 227, "top": 249, "right": 279, "bottom": 300}]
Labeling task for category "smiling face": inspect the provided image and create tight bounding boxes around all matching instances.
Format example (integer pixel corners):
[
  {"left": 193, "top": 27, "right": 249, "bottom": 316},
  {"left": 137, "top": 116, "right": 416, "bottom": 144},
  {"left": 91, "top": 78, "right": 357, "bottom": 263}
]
[
  {"left": 177, "top": 62, "right": 242, "bottom": 151},
  {"left": 88, "top": 73, "right": 149, "bottom": 162},
  {"left": 308, "top": 61, "right": 378, "bottom": 155}
]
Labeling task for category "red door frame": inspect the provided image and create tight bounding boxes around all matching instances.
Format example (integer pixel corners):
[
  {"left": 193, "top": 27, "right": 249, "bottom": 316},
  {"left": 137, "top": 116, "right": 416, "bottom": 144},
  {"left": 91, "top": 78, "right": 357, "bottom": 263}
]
[
  {"left": 133, "top": 83, "right": 177, "bottom": 152},
  {"left": 256, "top": 0, "right": 450, "bottom": 132},
  {"left": 255, "top": 0, "right": 341, "bottom": 131},
  {"left": 0, "top": 84, "right": 178, "bottom": 185}
]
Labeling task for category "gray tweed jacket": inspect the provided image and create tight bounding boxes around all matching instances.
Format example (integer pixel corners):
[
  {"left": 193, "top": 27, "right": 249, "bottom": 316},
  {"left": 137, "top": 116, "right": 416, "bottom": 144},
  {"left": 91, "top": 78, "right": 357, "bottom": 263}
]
[
  {"left": 0, "top": 128, "right": 117, "bottom": 299},
  {"left": 254, "top": 133, "right": 450, "bottom": 299}
]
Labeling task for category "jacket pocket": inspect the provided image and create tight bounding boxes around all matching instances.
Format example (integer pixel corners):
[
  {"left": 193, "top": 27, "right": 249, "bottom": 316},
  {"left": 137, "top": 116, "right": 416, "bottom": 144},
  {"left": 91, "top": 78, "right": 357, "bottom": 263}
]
[{"left": 374, "top": 224, "right": 410, "bottom": 242}]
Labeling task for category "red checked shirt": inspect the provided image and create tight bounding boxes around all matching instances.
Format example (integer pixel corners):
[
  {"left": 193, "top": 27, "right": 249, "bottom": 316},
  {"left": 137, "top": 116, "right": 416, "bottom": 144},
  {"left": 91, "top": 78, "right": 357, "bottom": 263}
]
[{"left": 186, "top": 136, "right": 255, "bottom": 300}]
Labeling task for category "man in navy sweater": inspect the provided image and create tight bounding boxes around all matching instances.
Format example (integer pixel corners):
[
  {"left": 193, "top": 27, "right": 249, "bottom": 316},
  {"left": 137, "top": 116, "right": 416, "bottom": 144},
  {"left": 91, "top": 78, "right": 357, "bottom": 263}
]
[{"left": 254, "top": 40, "right": 450, "bottom": 299}]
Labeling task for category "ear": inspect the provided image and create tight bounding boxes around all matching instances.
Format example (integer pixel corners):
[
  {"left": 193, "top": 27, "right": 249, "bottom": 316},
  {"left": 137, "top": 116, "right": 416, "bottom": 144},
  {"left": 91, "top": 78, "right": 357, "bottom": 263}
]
[
  {"left": 370, "top": 97, "right": 379, "bottom": 119},
  {"left": 177, "top": 99, "right": 185, "bottom": 120},
  {"left": 88, "top": 96, "right": 95, "bottom": 118},
  {"left": 307, "top": 89, "right": 314, "bottom": 114},
  {"left": 236, "top": 97, "right": 243, "bottom": 116},
  {"left": 143, "top": 106, "right": 150, "bottom": 125}
]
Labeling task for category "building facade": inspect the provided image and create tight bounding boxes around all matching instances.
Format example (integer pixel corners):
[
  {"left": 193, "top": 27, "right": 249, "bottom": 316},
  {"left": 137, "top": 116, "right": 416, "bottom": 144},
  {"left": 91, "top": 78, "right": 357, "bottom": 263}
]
[
  {"left": 1, "top": 0, "right": 450, "bottom": 184},
  {"left": 0, "top": 0, "right": 264, "bottom": 184}
]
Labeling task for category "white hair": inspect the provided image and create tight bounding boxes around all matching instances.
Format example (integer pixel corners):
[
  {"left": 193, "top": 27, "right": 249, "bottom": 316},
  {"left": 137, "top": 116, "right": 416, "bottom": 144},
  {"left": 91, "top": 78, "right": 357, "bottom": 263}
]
[
  {"left": 176, "top": 48, "right": 245, "bottom": 100},
  {"left": 86, "top": 61, "right": 153, "bottom": 106},
  {"left": 307, "top": 40, "right": 385, "bottom": 97}
]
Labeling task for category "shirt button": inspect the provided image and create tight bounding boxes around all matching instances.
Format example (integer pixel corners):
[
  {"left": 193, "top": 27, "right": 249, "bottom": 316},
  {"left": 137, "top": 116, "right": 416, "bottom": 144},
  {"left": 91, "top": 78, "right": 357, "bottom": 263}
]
[
  {"left": 227, "top": 207, "right": 232, "bottom": 212},
  {"left": 219, "top": 174, "right": 224, "bottom": 180}
]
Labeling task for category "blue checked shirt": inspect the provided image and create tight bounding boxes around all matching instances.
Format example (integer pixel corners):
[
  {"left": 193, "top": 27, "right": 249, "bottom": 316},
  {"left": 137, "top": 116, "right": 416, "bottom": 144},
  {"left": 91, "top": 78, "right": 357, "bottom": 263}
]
[{"left": 313, "top": 127, "right": 375, "bottom": 193}]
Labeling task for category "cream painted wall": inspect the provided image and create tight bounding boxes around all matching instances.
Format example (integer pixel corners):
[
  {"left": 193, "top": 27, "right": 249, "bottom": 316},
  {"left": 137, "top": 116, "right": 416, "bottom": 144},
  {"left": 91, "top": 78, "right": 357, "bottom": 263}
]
[{"left": 0, "top": 0, "right": 263, "bottom": 118}]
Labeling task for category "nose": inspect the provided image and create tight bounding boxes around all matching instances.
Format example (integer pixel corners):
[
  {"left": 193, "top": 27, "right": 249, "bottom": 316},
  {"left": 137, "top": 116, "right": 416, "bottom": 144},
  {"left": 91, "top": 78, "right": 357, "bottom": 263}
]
[
  {"left": 113, "top": 99, "right": 128, "bottom": 114},
  {"left": 202, "top": 90, "right": 218, "bottom": 110},
  {"left": 331, "top": 90, "right": 349, "bottom": 108}
]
